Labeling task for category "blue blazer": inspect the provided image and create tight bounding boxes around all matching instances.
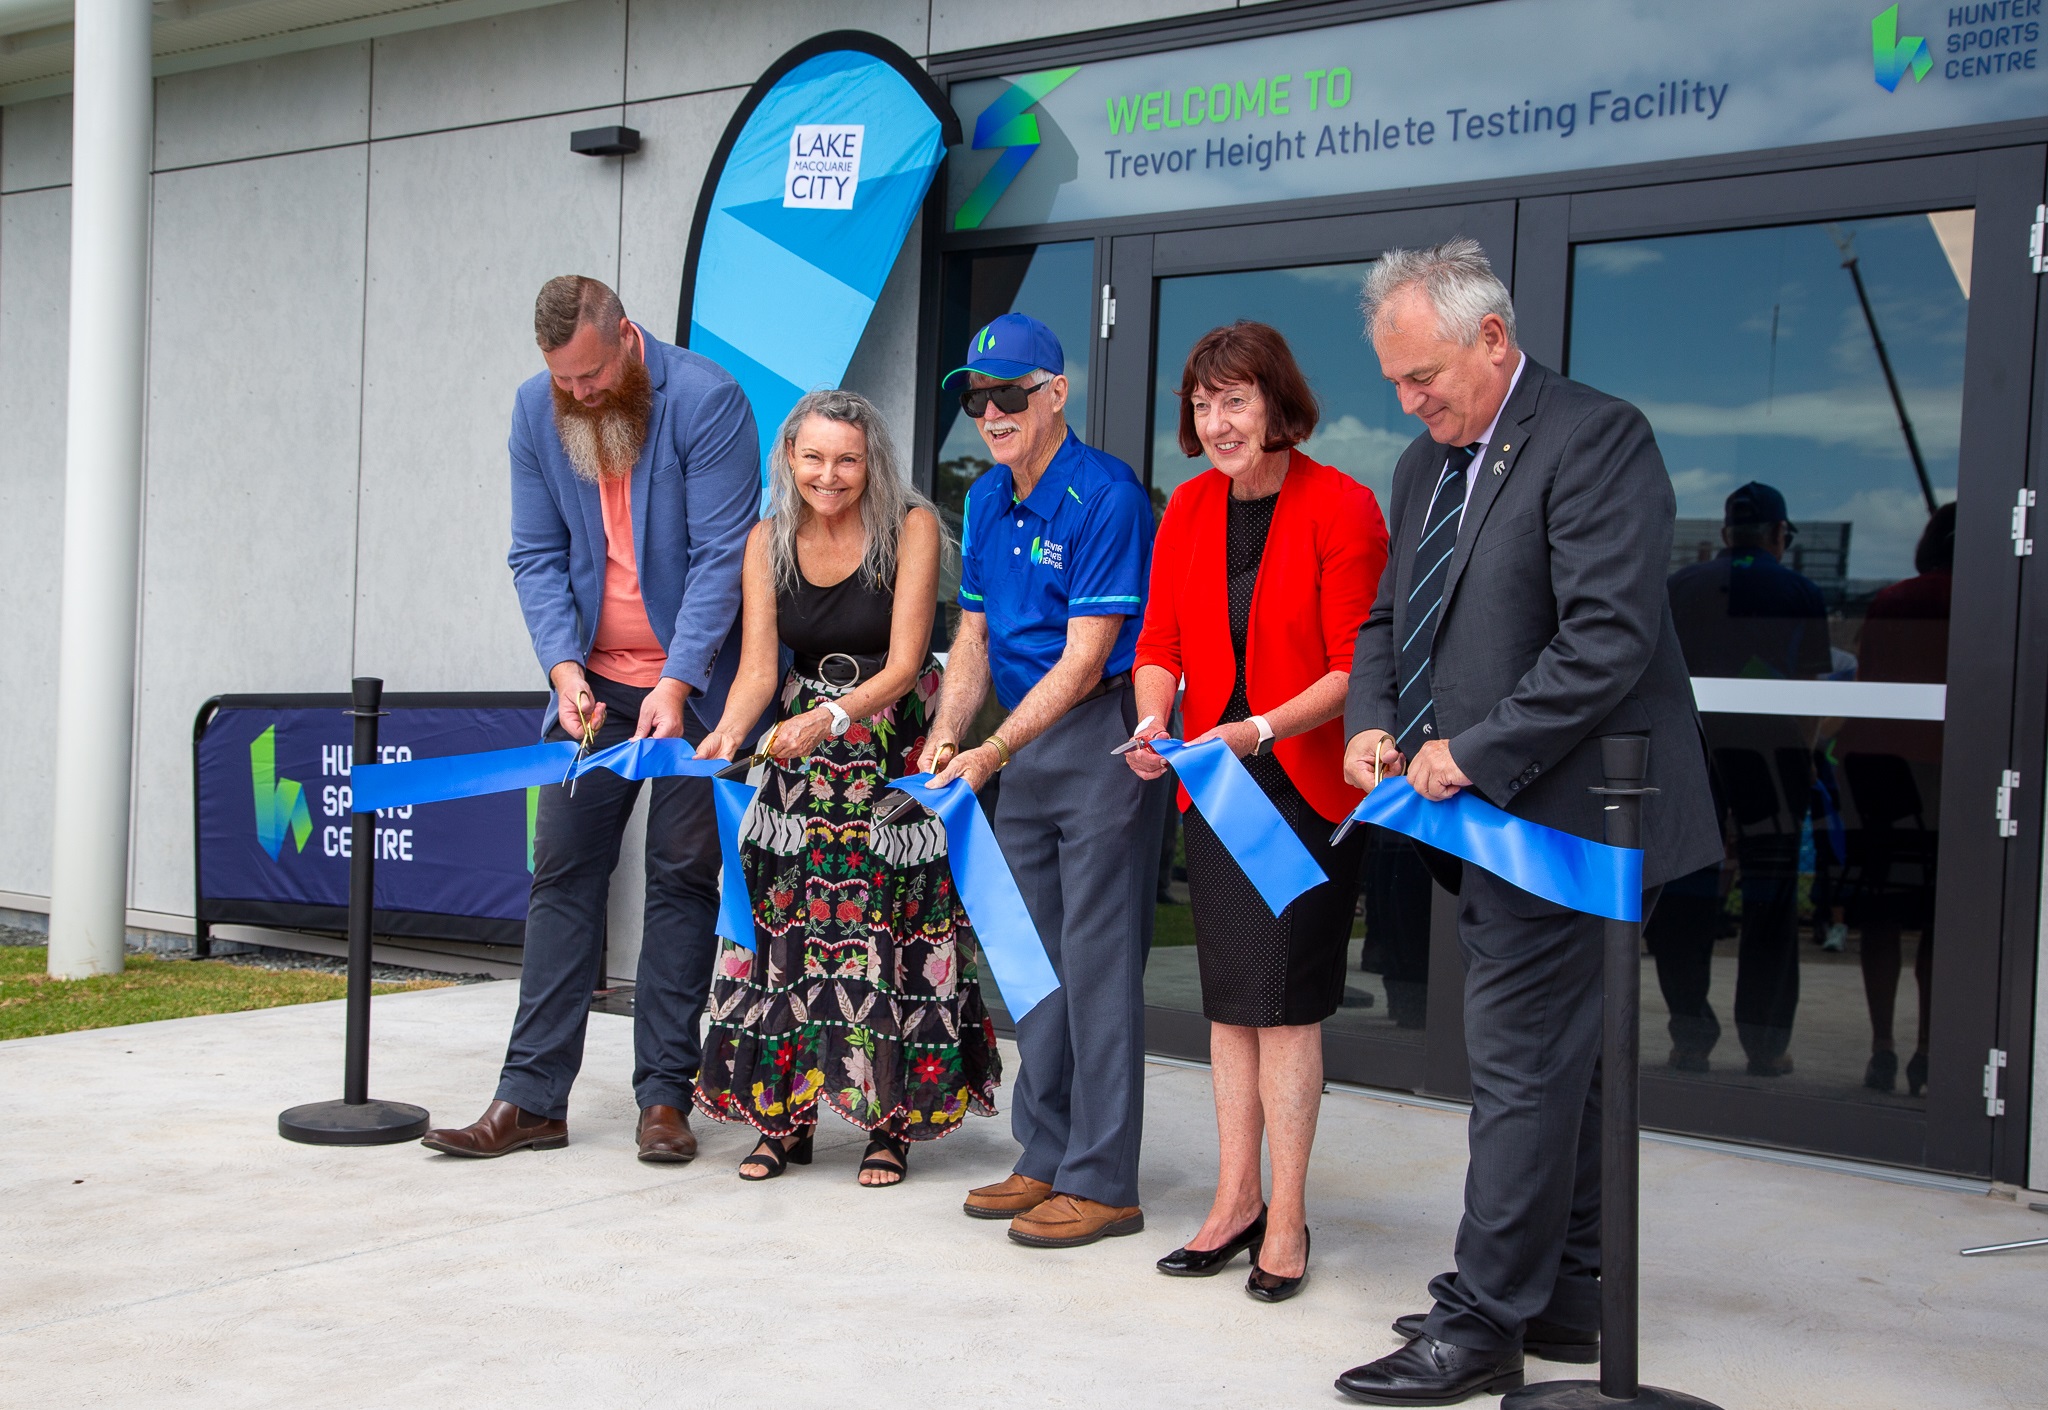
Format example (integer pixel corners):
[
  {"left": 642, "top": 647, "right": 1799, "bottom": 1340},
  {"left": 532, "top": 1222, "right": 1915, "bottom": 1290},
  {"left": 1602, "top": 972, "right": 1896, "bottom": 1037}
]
[{"left": 507, "top": 325, "right": 760, "bottom": 736}]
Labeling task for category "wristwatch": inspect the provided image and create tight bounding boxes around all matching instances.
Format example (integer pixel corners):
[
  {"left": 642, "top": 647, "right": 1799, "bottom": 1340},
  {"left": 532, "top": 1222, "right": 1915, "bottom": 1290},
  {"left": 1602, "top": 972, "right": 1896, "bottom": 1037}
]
[
  {"left": 822, "top": 701, "right": 852, "bottom": 737},
  {"left": 1248, "top": 715, "right": 1275, "bottom": 757}
]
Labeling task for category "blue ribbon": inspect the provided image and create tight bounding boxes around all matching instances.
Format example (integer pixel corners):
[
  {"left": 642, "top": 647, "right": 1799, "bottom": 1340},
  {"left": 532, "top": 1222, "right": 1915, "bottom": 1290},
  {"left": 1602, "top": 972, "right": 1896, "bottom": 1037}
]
[
  {"left": 885, "top": 773, "right": 1059, "bottom": 1022},
  {"left": 1340, "top": 777, "right": 1643, "bottom": 922},
  {"left": 351, "top": 738, "right": 759, "bottom": 947},
  {"left": 1151, "top": 737, "right": 1327, "bottom": 917}
]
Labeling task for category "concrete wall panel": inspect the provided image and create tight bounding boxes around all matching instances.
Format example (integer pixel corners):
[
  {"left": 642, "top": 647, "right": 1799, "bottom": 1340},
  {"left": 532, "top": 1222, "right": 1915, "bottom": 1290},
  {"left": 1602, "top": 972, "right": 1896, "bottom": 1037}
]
[
  {"left": 154, "top": 43, "right": 372, "bottom": 172},
  {"left": 930, "top": 0, "right": 1232, "bottom": 53},
  {"left": 129, "top": 147, "right": 371, "bottom": 914},
  {"left": 1, "top": 95, "right": 71, "bottom": 194},
  {"left": 371, "top": 0, "right": 625, "bottom": 140},
  {"left": 617, "top": 87, "right": 740, "bottom": 337},
  {"left": 626, "top": 0, "right": 927, "bottom": 104},
  {"left": 0, "top": 188, "right": 69, "bottom": 899},
  {"left": 354, "top": 113, "right": 622, "bottom": 694}
]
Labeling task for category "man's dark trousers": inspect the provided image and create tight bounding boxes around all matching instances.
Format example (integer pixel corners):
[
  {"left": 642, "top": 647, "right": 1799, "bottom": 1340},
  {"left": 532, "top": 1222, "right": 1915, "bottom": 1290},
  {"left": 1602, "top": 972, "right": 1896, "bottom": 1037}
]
[
  {"left": 1423, "top": 867, "right": 1605, "bottom": 1352},
  {"left": 996, "top": 687, "right": 1168, "bottom": 1208},
  {"left": 495, "top": 670, "right": 719, "bottom": 1120}
]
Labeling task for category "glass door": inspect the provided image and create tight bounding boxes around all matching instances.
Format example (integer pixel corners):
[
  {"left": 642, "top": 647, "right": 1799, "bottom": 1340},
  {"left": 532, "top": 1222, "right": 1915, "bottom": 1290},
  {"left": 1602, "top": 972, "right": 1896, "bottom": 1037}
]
[
  {"left": 1099, "top": 202, "right": 1516, "bottom": 1097},
  {"left": 1536, "top": 150, "right": 2045, "bottom": 1176}
]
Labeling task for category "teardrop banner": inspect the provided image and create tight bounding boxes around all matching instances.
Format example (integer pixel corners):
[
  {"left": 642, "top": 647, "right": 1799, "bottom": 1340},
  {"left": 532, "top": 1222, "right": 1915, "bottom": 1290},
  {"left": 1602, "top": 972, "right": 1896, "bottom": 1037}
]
[{"left": 676, "top": 32, "right": 960, "bottom": 480}]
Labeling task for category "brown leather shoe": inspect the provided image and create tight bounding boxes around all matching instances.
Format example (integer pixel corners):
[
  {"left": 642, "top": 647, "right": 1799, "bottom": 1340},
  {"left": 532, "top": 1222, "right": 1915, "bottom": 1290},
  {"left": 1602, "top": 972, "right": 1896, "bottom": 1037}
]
[
  {"left": 963, "top": 1172, "right": 1053, "bottom": 1220},
  {"left": 636, "top": 1104, "right": 697, "bottom": 1164},
  {"left": 420, "top": 1100, "right": 567, "bottom": 1157},
  {"left": 1008, "top": 1193, "right": 1145, "bottom": 1248}
]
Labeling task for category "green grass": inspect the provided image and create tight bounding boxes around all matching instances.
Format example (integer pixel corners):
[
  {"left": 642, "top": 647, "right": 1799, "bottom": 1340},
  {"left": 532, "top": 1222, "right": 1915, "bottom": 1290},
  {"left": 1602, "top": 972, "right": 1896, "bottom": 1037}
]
[{"left": 0, "top": 946, "right": 448, "bottom": 1042}]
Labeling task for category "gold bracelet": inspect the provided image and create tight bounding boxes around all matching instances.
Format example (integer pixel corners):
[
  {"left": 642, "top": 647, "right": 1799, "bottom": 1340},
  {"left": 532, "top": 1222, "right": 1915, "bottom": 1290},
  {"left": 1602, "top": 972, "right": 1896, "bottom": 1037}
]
[{"left": 987, "top": 734, "right": 1012, "bottom": 769}]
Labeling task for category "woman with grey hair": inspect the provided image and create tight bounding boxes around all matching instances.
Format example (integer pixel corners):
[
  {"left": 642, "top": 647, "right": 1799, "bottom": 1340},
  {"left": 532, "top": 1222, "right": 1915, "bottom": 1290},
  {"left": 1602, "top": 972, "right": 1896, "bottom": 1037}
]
[{"left": 694, "top": 388, "right": 1000, "bottom": 1185}]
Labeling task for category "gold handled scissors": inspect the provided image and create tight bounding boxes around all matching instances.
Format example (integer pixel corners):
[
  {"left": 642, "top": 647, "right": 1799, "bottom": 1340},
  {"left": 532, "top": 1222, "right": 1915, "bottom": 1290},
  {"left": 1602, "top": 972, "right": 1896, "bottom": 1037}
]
[
  {"left": 563, "top": 690, "right": 598, "bottom": 795},
  {"left": 713, "top": 722, "right": 781, "bottom": 781},
  {"left": 1331, "top": 738, "right": 1387, "bottom": 847}
]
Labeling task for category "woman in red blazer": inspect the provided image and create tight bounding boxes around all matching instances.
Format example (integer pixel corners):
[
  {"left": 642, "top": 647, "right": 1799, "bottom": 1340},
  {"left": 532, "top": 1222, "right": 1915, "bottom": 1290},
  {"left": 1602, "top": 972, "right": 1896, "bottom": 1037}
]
[{"left": 1127, "top": 321, "right": 1389, "bottom": 1302}]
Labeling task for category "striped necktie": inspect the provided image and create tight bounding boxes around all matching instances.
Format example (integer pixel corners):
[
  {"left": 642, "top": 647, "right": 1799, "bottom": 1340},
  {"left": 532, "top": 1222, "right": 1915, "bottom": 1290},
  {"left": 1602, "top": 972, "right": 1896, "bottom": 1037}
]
[{"left": 1396, "top": 443, "right": 1479, "bottom": 750}]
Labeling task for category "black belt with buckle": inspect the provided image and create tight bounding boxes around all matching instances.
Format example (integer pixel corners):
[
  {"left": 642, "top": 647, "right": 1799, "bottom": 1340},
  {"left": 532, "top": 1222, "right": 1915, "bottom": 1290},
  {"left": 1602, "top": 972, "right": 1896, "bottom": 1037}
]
[
  {"left": 794, "top": 650, "right": 888, "bottom": 687},
  {"left": 1079, "top": 670, "right": 1132, "bottom": 705}
]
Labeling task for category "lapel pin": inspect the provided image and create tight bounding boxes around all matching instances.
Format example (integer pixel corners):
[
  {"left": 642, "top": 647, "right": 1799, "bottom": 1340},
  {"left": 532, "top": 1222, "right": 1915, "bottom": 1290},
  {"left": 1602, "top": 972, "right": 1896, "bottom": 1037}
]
[{"left": 1492, "top": 460, "right": 1506, "bottom": 475}]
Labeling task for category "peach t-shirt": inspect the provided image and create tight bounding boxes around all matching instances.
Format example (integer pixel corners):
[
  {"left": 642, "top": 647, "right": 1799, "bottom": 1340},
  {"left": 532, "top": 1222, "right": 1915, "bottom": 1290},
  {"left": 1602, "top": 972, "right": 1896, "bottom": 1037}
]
[{"left": 586, "top": 473, "right": 667, "bottom": 687}]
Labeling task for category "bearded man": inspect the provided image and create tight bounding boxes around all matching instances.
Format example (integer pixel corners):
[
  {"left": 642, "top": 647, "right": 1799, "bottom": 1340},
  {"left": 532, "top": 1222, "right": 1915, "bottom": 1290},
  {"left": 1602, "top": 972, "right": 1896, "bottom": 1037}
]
[{"left": 422, "top": 275, "right": 759, "bottom": 1163}]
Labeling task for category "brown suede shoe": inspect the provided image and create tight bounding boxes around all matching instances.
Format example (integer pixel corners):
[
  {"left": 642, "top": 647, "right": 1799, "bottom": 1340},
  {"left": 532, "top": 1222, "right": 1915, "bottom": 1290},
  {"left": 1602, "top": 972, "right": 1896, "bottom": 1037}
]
[
  {"left": 1008, "top": 1193, "right": 1145, "bottom": 1248},
  {"left": 420, "top": 1100, "right": 567, "bottom": 1157},
  {"left": 963, "top": 1172, "right": 1053, "bottom": 1220},
  {"left": 636, "top": 1105, "right": 697, "bottom": 1164}
]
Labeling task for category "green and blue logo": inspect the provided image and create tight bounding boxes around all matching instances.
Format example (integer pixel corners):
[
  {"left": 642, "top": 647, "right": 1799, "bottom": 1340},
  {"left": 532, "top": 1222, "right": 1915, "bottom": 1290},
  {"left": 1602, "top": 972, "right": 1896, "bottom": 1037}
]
[
  {"left": 953, "top": 67, "right": 1079, "bottom": 231},
  {"left": 1871, "top": 5, "right": 1933, "bottom": 91},
  {"left": 1029, "top": 534, "right": 1043, "bottom": 564},
  {"left": 250, "top": 725, "right": 313, "bottom": 860}
]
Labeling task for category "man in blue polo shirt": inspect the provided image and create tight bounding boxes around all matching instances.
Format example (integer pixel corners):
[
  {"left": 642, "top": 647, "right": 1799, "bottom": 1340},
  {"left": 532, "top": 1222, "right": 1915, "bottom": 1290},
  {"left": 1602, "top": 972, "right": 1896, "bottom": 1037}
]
[{"left": 918, "top": 312, "right": 1166, "bottom": 1249}]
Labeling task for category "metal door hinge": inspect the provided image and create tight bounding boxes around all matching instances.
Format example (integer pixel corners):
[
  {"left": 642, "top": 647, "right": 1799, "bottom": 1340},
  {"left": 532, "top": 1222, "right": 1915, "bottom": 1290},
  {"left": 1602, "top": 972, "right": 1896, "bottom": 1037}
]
[
  {"left": 1984, "top": 1048, "right": 2008, "bottom": 1116},
  {"left": 2033, "top": 205, "right": 2047, "bottom": 275},
  {"left": 1996, "top": 769, "right": 2021, "bottom": 837},
  {"left": 1099, "top": 283, "right": 1116, "bottom": 339},
  {"left": 2014, "top": 489, "right": 2036, "bottom": 556}
]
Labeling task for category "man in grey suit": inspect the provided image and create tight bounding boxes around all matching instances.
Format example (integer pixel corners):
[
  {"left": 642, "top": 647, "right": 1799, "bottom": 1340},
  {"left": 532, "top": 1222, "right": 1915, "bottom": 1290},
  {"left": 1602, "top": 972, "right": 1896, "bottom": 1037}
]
[{"left": 1333, "top": 241, "right": 1719, "bottom": 1406}]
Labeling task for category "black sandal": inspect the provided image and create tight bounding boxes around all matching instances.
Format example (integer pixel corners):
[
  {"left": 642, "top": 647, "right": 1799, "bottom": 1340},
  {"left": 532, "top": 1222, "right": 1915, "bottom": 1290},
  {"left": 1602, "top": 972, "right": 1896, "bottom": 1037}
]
[
  {"left": 859, "top": 1132, "right": 908, "bottom": 1186},
  {"left": 738, "top": 1129, "right": 813, "bottom": 1181}
]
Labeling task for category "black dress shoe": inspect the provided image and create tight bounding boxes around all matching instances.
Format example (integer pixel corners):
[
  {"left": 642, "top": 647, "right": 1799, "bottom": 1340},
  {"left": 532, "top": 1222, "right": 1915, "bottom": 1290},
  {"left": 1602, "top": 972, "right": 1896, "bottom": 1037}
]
[
  {"left": 1246, "top": 1225, "right": 1309, "bottom": 1302},
  {"left": 1390, "top": 1312, "right": 1598, "bottom": 1364},
  {"left": 1156, "top": 1206, "right": 1266, "bottom": 1276},
  {"left": 1336, "top": 1337, "right": 1524, "bottom": 1405}
]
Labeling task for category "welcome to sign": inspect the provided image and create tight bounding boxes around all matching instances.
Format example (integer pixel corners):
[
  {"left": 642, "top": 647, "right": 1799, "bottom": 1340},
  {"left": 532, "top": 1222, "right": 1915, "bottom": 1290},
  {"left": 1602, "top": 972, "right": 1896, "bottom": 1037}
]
[{"left": 945, "top": 0, "right": 2047, "bottom": 230}]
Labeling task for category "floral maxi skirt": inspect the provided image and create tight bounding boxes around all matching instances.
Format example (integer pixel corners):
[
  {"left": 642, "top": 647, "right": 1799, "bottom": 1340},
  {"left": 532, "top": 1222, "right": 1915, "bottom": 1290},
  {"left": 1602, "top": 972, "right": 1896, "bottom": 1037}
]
[{"left": 693, "top": 659, "right": 1002, "bottom": 1141}]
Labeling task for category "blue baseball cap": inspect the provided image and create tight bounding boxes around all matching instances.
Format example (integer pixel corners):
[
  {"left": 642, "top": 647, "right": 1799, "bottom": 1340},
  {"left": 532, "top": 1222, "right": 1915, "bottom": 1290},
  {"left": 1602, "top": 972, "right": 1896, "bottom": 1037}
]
[
  {"left": 1725, "top": 481, "right": 1793, "bottom": 527},
  {"left": 941, "top": 312, "right": 1065, "bottom": 389}
]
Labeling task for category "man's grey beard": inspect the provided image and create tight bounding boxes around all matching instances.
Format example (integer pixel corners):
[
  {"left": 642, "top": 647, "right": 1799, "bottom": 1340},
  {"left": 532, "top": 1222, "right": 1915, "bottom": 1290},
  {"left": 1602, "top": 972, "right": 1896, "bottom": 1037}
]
[{"left": 556, "top": 403, "right": 647, "bottom": 484}]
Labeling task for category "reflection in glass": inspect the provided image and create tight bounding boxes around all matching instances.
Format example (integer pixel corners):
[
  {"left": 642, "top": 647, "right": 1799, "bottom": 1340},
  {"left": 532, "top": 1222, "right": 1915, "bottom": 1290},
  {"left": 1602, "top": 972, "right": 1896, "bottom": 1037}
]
[
  {"left": 1570, "top": 213, "right": 1967, "bottom": 1110},
  {"left": 1142, "top": 259, "right": 1428, "bottom": 1047},
  {"left": 932, "top": 240, "right": 1094, "bottom": 531},
  {"left": 1150, "top": 262, "right": 1411, "bottom": 507}
]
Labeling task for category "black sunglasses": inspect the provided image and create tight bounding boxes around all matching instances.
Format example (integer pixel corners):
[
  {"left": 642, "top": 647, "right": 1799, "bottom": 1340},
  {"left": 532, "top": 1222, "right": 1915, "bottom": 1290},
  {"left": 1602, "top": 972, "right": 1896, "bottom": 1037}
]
[{"left": 960, "top": 379, "right": 1050, "bottom": 419}]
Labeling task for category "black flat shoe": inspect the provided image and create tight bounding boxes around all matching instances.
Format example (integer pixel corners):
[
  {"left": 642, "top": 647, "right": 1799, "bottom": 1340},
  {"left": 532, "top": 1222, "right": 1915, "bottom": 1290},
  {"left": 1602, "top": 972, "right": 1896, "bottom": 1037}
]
[
  {"left": 737, "top": 1129, "right": 813, "bottom": 1181},
  {"left": 1156, "top": 1207, "right": 1267, "bottom": 1277},
  {"left": 1390, "top": 1312, "right": 1597, "bottom": 1364},
  {"left": 1336, "top": 1336, "right": 1524, "bottom": 1405},
  {"left": 1246, "top": 1226, "right": 1309, "bottom": 1303}
]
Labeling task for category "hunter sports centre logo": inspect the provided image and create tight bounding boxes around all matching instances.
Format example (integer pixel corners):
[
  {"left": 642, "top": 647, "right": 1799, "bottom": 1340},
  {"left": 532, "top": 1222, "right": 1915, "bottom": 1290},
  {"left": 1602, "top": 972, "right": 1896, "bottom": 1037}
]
[
  {"left": 251, "top": 725, "right": 313, "bottom": 860},
  {"left": 954, "top": 67, "right": 1079, "bottom": 230}
]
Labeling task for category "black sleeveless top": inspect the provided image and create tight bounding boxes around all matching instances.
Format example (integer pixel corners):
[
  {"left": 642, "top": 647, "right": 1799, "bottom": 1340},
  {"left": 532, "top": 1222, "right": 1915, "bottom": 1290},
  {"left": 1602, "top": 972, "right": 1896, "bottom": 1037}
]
[{"left": 777, "top": 562, "right": 894, "bottom": 663}]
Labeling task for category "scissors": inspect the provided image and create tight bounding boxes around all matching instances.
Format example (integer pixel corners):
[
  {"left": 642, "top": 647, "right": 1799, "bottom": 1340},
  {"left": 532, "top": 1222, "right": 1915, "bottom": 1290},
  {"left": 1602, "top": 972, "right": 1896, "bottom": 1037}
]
[
  {"left": 1108, "top": 715, "right": 1160, "bottom": 756},
  {"left": 563, "top": 690, "right": 599, "bottom": 795},
  {"left": 712, "top": 722, "right": 782, "bottom": 782},
  {"left": 1330, "top": 737, "right": 1385, "bottom": 846},
  {"left": 871, "top": 736, "right": 963, "bottom": 827}
]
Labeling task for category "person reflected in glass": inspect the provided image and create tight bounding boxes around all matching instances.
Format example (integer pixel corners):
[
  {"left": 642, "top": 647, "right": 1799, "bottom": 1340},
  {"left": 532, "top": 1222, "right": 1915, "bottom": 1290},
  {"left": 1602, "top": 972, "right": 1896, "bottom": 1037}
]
[
  {"left": 1661, "top": 481, "right": 1833, "bottom": 1076},
  {"left": 1841, "top": 501, "right": 1953, "bottom": 1096},
  {"left": 694, "top": 390, "right": 1002, "bottom": 1184},
  {"left": 1125, "top": 321, "right": 1389, "bottom": 1301}
]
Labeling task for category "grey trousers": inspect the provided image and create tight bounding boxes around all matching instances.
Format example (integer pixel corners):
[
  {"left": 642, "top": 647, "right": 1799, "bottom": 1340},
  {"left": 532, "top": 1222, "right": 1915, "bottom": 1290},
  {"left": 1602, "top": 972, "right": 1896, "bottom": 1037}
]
[
  {"left": 1423, "top": 866, "right": 1605, "bottom": 1353},
  {"left": 994, "top": 686, "right": 1168, "bottom": 1208}
]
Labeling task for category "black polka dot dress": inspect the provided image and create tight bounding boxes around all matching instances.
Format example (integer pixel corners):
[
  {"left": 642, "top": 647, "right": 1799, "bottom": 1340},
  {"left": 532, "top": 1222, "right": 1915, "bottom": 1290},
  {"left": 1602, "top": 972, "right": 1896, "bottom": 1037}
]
[{"left": 1181, "top": 490, "right": 1367, "bottom": 1028}]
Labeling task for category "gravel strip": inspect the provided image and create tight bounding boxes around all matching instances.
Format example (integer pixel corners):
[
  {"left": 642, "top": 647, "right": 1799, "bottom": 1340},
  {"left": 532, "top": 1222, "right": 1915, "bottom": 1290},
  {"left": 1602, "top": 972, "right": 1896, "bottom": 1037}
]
[{"left": 198, "top": 947, "right": 497, "bottom": 985}]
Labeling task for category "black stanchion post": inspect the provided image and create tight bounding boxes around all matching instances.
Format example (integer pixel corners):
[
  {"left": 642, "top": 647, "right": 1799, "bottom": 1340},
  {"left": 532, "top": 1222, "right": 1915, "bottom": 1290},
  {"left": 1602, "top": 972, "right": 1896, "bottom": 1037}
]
[
  {"left": 278, "top": 677, "right": 431, "bottom": 1146},
  {"left": 1504, "top": 737, "right": 1720, "bottom": 1410}
]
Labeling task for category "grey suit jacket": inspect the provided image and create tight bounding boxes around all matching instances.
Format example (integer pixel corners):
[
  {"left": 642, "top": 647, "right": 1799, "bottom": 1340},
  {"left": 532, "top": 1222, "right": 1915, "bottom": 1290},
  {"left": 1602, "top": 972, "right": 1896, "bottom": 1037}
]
[{"left": 1345, "top": 359, "right": 1719, "bottom": 889}]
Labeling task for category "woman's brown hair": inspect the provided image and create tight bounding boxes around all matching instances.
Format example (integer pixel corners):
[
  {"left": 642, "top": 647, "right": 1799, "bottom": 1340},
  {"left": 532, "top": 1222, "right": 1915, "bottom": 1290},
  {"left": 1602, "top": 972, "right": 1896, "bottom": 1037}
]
[{"left": 1175, "top": 320, "right": 1320, "bottom": 458}]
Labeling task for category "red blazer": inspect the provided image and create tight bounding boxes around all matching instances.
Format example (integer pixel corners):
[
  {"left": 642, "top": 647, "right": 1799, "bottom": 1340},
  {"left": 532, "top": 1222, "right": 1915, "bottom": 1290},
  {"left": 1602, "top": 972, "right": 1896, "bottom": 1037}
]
[{"left": 1135, "top": 451, "right": 1390, "bottom": 823}]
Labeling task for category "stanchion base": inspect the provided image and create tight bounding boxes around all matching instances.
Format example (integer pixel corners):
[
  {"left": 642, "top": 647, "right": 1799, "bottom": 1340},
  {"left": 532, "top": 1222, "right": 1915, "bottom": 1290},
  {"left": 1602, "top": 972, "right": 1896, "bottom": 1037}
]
[
  {"left": 279, "top": 1098, "right": 430, "bottom": 1146},
  {"left": 1504, "top": 1382, "right": 1723, "bottom": 1410}
]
